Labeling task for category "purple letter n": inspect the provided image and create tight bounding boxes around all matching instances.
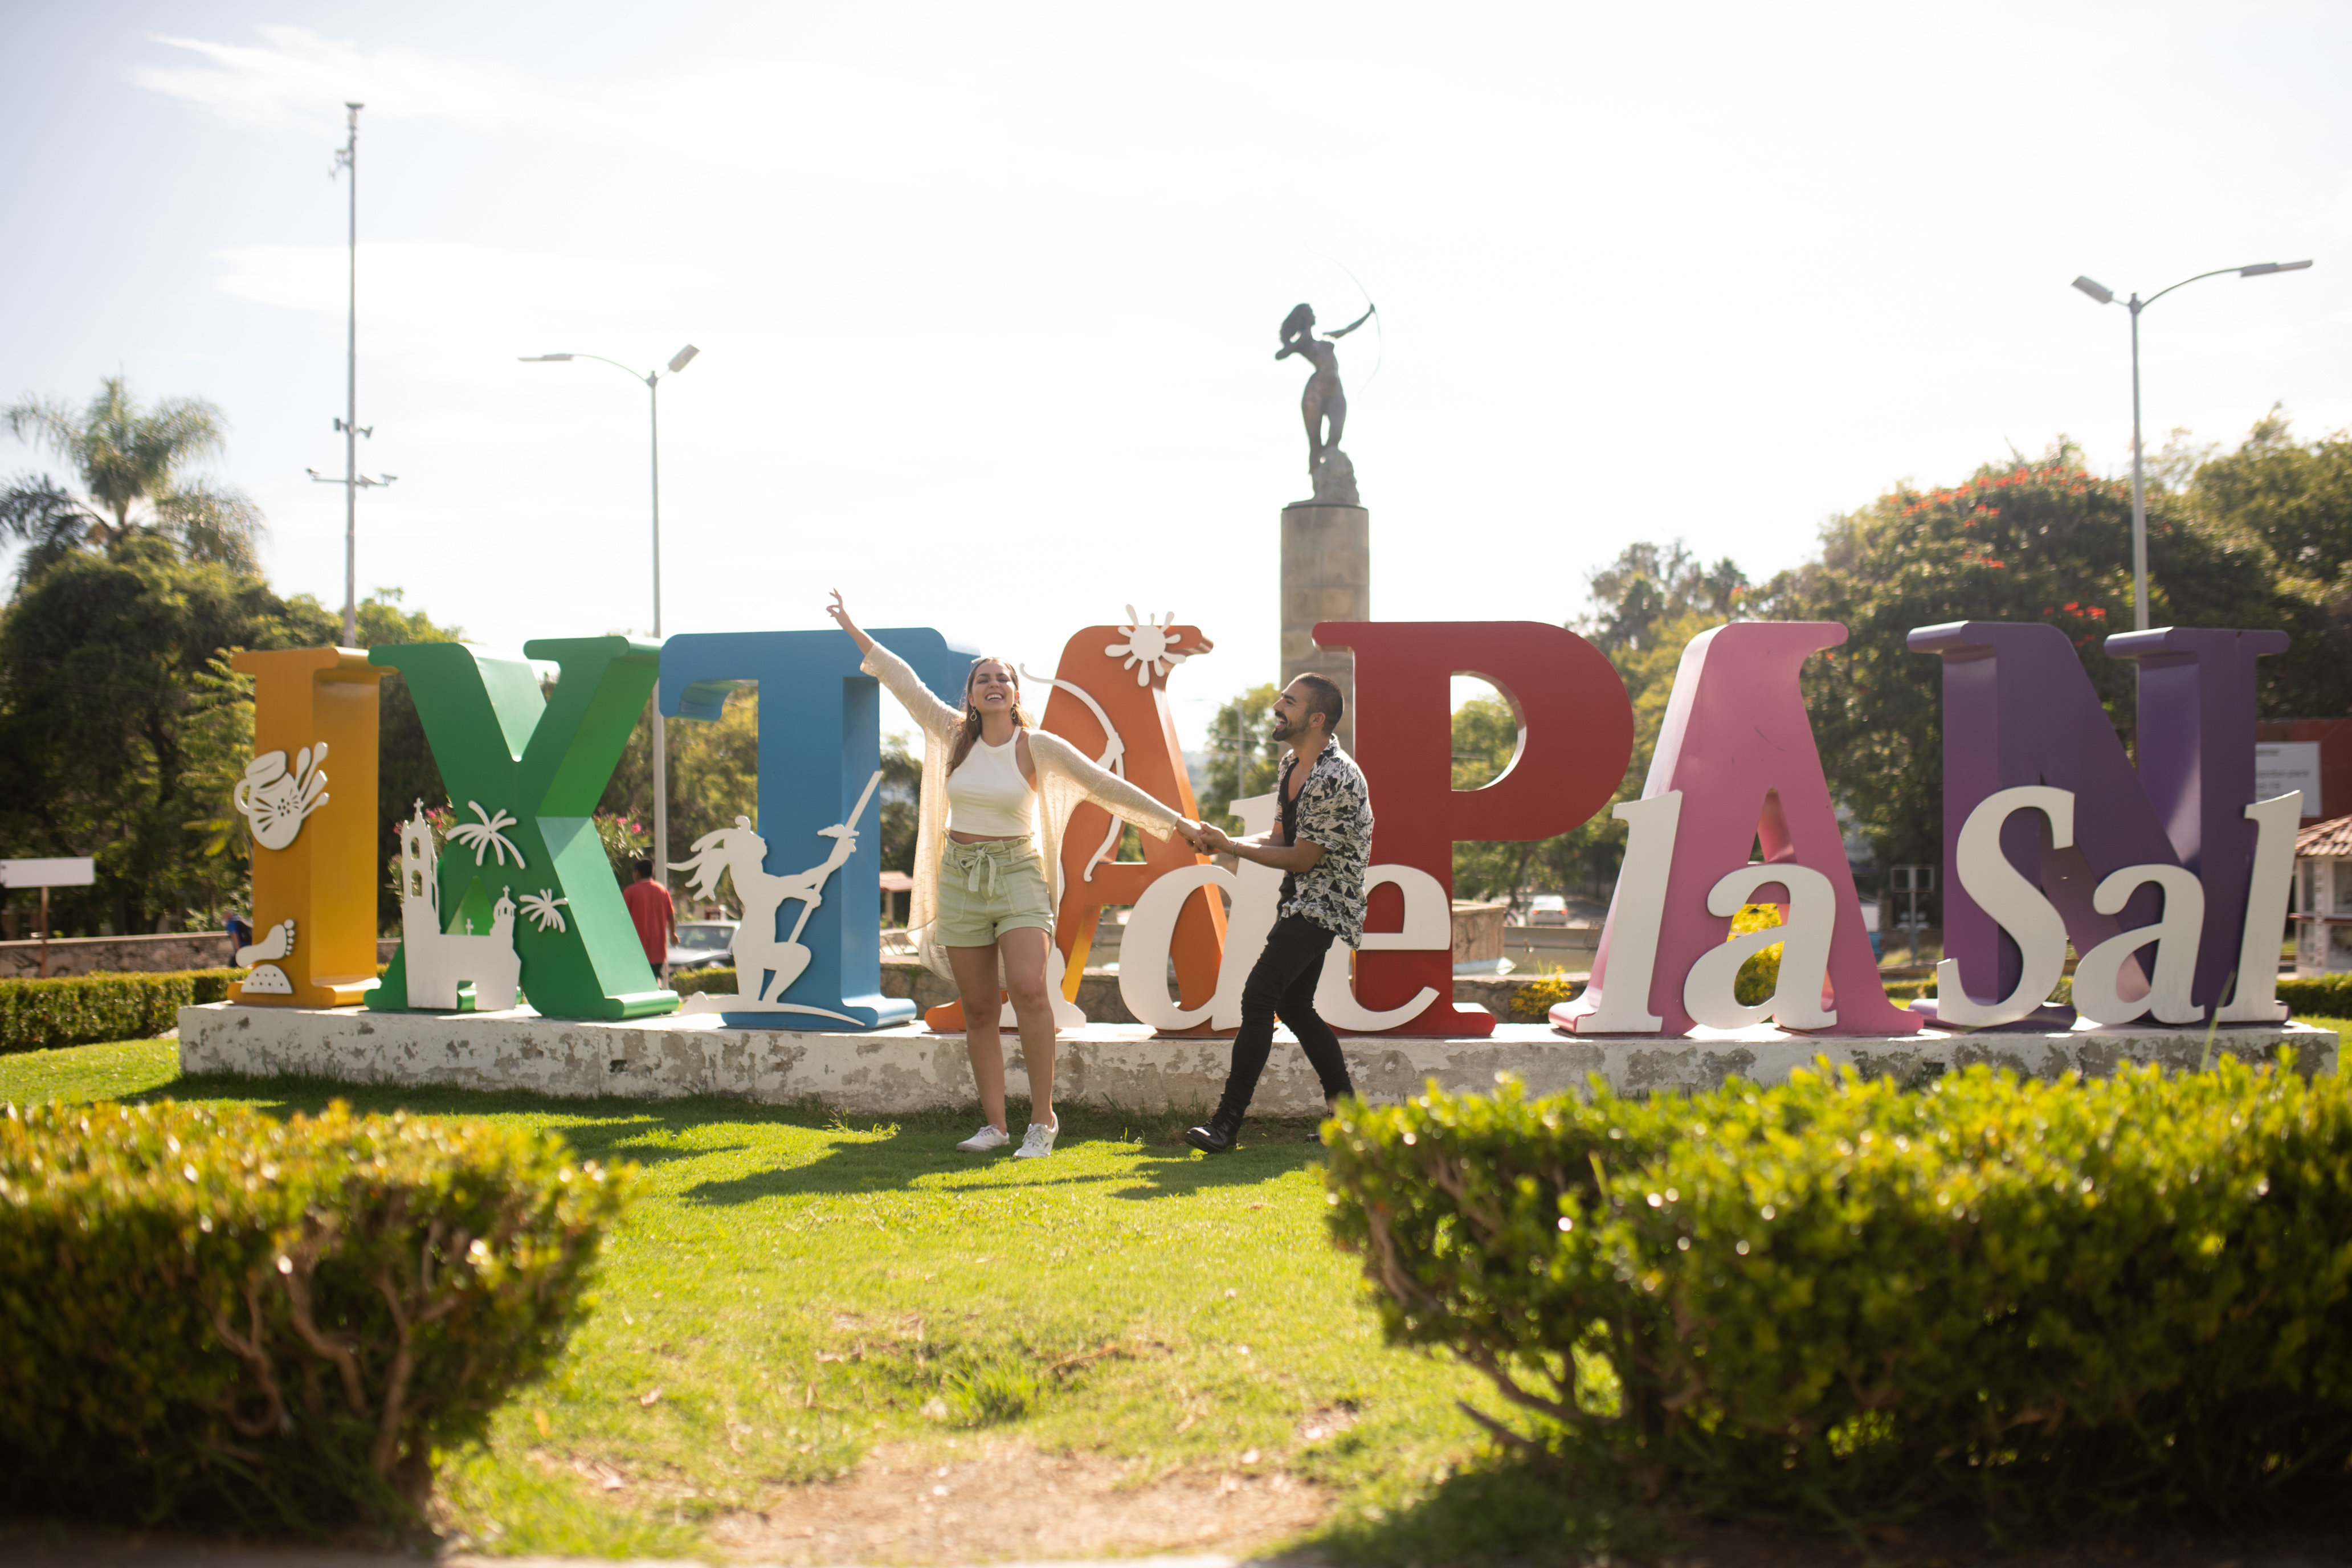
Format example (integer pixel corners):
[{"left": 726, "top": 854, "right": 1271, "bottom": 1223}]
[{"left": 1908, "top": 622, "right": 2286, "bottom": 1015}]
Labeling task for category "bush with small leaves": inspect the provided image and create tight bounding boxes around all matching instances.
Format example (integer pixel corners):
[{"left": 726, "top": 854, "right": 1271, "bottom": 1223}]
[
  {"left": 2278, "top": 972, "right": 2352, "bottom": 1016},
  {"left": 0, "top": 968, "right": 244, "bottom": 1054},
  {"left": 668, "top": 966, "right": 734, "bottom": 999},
  {"left": 1324, "top": 1057, "right": 2352, "bottom": 1526},
  {"left": 0, "top": 1099, "right": 630, "bottom": 1534},
  {"left": 1508, "top": 972, "right": 1585, "bottom": 1023}
]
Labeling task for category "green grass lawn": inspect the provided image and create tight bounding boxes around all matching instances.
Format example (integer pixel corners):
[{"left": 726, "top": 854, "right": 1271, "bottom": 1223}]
[
  {"left": 0, "top": 1037, "right": 1520, "bottom": 1561},
  {"left": 11, "top": 1019, "right": 2345, "bottom": 1562}
]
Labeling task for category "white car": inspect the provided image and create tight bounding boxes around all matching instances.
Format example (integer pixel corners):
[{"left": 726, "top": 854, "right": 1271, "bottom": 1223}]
[
  {"left": 1526, "top": 895, "right": 1569, "bottom": 926},
  {"left": 667, "top": 920, "right": 738, "bottom": 973}
]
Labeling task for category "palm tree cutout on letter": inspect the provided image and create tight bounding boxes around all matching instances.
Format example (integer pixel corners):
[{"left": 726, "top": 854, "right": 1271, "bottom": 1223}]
[
  {"left": 517, "top": 891, "right": 570, "bottom": 933},
  {"left": 2, "top": 376, "right": 267, "bottom": 587},
  {"left": 448, "top": 802, "right": 527, "bottom": 868}
]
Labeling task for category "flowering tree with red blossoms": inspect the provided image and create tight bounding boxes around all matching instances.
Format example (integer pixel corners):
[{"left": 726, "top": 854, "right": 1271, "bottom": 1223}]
[{"left": 1758, "top": 441, "right": 2292, "bottom": 880}]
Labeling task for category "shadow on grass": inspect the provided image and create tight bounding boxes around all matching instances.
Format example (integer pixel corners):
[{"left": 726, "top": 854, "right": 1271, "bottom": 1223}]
[
  {"left": 142, "top": 1069, "right": 1330, "bottom": 1203},
  {"left": 1302, "top": 1451, "right": 1652, "bottom": 1567},
  {"left": 1108, "top": 1140, "right": 1325, "bottom": 1199}
]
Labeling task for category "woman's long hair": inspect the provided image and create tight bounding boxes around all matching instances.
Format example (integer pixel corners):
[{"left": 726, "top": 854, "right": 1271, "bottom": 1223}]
[{"left": 948, "top": 656, "right": 1034, "bottom": 773}]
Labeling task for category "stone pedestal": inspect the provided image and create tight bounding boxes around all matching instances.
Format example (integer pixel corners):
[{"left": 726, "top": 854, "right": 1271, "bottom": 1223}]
[
  {"left": 177, "top": 1003, "right": 2338, "bottom": 1118},
  {"left": 1280, "top": 502, "right": 1369, "bottom": 754}
]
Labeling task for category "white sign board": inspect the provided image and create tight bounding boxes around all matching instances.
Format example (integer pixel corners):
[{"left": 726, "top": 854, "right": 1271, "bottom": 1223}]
[
  {"left": 2256, "top": 743, "right": 2322, "bottom": 816},
  {"left": 1, "top": 858, "right": 95, "bottom": 889}
]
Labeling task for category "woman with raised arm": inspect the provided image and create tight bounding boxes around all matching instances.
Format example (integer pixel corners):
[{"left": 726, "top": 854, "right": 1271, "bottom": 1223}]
[{"left": 827, "top": 591, "right": 1208, "bottom": 1158}]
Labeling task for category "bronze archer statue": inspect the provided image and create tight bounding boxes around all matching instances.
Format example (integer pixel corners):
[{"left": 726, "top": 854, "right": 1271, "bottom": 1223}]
[{"left": 1277, "top": 301, "right": 1374, "bottom": 505}]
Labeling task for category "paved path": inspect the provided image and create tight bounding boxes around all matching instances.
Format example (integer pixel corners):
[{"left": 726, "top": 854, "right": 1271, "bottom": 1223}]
[{"left": 0, "top": 1533, "right": 1249, "bottom": 1568}]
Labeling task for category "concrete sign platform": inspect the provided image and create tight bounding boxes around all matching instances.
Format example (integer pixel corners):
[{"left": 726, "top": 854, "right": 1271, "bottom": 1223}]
[{"left": 177, "top": 1004, "right": 2337, "bottom": 1118}]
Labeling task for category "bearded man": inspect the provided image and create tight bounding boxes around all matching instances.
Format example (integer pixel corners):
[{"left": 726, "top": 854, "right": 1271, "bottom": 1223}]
[{"left": 1182, "top": 672, "right": 1372, "bottom": 1153}]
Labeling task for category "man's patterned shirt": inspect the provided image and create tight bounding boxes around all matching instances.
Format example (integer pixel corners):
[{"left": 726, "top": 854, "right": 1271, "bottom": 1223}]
[{"left": 1276, "top": 742, "right": 1374, "bottom": 946}]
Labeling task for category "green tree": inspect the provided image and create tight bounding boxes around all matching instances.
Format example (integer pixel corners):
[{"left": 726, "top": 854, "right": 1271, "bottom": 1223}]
[
  {"left": 1760, "top": 442, "right": 2293, "bottom": 879},
  {"left": 598, "top": 699, "right": 920, "bottom": 918},
  {"left": 344, "top": 589, "right": 465, "bottom": 932},
  {"left": 1578, "top": 540, "right": 1747, "bottom": 656},
  {"left": 2196, "top": 408, "right": 2352, "bottom": 587},
  {"left": 1450, "top": 545, "right": 1747, "bottom": 909},
  {"left": 178, "top": 650, "right": 259, "bottom": 881},
  {"left": 2191, "top": 409, "right": 2352, "bottom": 719},
  {"left": 875, "top": 733, "right": 922, "bottom": 879},
  {"left": 3, "top": 377, "right": 266, "bottom": 581},
  {"left": 0, "top": 538, "right": 334, "bottom": 935},
  {"left": 1198, "top": 684, "right": 1283, "bottom": 836}
]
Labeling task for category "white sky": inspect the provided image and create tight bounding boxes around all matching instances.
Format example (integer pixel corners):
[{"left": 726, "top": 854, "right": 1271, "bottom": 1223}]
[{"left": 3, "top": 2, "right": 2348, "bottom": 750}]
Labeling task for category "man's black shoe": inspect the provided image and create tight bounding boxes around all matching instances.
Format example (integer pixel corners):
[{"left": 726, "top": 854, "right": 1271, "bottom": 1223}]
[{"left": 1185, "top": 1113, "right": 1241, "bottom": 1153}]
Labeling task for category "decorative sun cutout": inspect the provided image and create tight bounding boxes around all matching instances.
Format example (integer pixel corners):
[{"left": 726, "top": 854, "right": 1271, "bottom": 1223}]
[
  {"left": 449, "top": 801, "right": 528, "bottom": 868},
  {"left": 518, "top": 889, "right": 570, "bottom": 933},
  {"left": 1104, "top": 606, "right": 1194, "bottom": 687}
]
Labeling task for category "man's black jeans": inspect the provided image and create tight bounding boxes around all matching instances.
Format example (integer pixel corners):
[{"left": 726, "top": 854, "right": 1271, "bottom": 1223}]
[{"left": 1214, "top": 914, "right": 1357, "bottom": 1120}]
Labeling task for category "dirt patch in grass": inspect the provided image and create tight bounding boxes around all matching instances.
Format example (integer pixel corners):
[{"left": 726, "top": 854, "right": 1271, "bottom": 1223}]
[{"left": 711, "top": 1438, "right": 1330, "bottom": 1563}]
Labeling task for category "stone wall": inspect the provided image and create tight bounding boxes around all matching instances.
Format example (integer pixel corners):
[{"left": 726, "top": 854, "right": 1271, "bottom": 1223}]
[
  {"left": 0, "top": 931, "right": 239, "bottom": 980},
  {"left": 0, "top": 933, "right": 402, "bottom": 981},
  {"left": 873, "top": 954, "right": 1568, "bottom": 1027},
  {"left": 175, "top": 1004, "right": 2339, "bottom": 1118},
  {"left": 1451, "top": 901, "right": 1508, "bottom": 965}
]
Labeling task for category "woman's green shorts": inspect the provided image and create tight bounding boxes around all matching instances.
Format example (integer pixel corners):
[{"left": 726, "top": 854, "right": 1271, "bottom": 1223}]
[{"left": 936, "top": 839, "right": 1055, "bottom": 946}]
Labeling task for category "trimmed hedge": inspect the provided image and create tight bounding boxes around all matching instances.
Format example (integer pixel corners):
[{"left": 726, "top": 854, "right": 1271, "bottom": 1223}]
[
  {"left": 0, "top": 1099, "right": 628, "bottom": 1532},
  {"left": 669, "top": 966, "right": 734, "bottom": 998},
  {"left": 0, "top": 969, "right": 244, "bottom": 1054},
  {"left": 1325, "top": 1059, "right": 2352, "bottom": 1524},
  {"left": 2279, "top": 971, "right": 2352, "bottom": 1016}
]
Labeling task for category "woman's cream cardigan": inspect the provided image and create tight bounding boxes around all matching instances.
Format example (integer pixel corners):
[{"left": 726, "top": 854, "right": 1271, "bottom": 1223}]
[{"left": 863, "top": 642, "right": 1190, "bottom": 980}]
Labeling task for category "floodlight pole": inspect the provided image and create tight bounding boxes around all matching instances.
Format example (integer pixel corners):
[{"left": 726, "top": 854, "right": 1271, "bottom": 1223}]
[
  {"left": 312, "top": 103, "right": 397, "bottom": 644},
  {"left": 518, "top": 346, "right": 700, "bottom": 893},
  {"left": 2071, "top": 260, "right": 2314, "bottom": 631}
]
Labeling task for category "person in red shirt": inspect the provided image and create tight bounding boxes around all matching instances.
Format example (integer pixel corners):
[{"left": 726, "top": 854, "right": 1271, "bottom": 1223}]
[{"left": 620, "top": 859, "right": 675, "bottom": 978}]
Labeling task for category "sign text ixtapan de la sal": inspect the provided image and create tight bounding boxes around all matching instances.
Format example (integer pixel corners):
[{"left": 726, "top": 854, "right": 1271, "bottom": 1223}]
[{"left": 224, "top": 609, "right": 2300, "bottom": 1036}]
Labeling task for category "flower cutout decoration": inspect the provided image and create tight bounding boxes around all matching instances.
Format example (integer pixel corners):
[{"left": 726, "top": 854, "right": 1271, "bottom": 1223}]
[
  {"left": 448, "top": 801, "right": 528, "bottom": 868},
  {"left": 1104, "top": 606, "right": 1192, "bottom": 687},
  {"left": 518, "top": 889, "right": 570, "bottom": 933}
]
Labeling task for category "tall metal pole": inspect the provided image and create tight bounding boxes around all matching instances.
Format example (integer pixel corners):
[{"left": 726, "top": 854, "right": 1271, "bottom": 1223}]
[
  {"left": 340, "top": 103, "right": 360, "bottom": 647},
  {"left": 2128, "top": 293, "right": 2149, "bottom": 632},
  {"left": 2071, "top": 260, "right": 2313, "bottom": 635},
  {"left": 517, "top": 346, "right": 695, "bottom": 895},
  {"left": 648, "top": 371, "right": 668, "bottom": 892}
]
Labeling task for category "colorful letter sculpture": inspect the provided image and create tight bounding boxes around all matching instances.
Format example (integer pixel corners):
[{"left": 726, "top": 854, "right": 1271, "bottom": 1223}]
[
  {"left": 928, "top": 610, "right": 1223, "bottom": 1034},
  {"left": 211, "top": 596, "right": 2307, "bottom": 1046},
  {"left": 1316, "top": 620, "right": 1635, "bottom": 1035},
  {"left": 229, "top": 648, "right": 387, "bottom": 1006},
  {"left": 659, "top": 627, "right": 975, "bottom": 1031},
  {"left": 1559, "top": 622, "right": 1917, "bottom": 1037},
  {"left": 1910, "top": 622, "right": 2299, "bottom": 1026},
  {"left": 367, "top": 637, "right": 676, "bottom": 1020},
  {"left": 394, "top": 803, "right": 522, "bottom": 1010}
]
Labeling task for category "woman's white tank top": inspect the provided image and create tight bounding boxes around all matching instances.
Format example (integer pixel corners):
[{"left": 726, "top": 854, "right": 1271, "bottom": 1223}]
[{"left": 947, "top": 732, "right": 1035, "bottom": 837}]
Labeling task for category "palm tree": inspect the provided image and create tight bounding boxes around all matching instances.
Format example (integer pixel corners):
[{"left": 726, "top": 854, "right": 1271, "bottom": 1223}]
[{"left": 3, "top": 376, "right": 267, "bottom": 582}]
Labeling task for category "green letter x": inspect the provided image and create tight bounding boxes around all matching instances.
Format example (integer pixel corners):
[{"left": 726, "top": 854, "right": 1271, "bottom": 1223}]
[{"left": 368, "top": 636, "right": 677, "bottom": 1020}]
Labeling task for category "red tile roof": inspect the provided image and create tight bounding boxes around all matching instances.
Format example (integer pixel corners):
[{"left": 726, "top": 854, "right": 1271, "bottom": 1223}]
[{"left": 2298, "top": 814, "right": 2352, "bottom": 859}]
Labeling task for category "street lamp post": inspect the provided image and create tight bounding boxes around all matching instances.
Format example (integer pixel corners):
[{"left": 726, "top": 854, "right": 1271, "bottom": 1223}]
[
  {"left": 2070, "top": 259, "right": 2313, "bottom": 631},
  {"left": 520, "top": 345, "right": 701, "bottom": 893}
]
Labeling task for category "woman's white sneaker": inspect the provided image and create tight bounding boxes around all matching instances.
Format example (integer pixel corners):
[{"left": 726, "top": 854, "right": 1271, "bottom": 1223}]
[
  {"left": 1013, "top": 1120, "right": 1059, "bottom": 1158},
  {"left": 956, "top": 1124, "right": 1011, "bottom": 1153}
]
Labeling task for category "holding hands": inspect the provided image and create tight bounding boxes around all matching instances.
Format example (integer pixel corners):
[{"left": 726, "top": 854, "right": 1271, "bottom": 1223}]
[{"left": 1179, "top": 819, "right": 1234, "bottom": 856}]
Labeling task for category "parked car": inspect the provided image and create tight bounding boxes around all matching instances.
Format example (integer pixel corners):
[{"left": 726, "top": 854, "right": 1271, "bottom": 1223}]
[
  {"left": 667, "top": 920, "right": 738, "bottom": 973},
  {"left": 1526, "top": 895, "right": 1569, "bottom": 926}
]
